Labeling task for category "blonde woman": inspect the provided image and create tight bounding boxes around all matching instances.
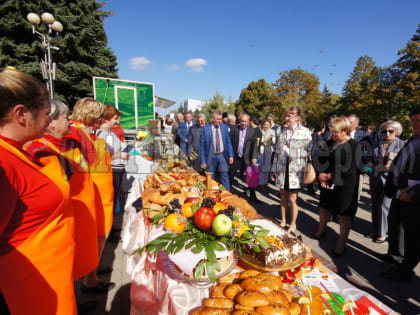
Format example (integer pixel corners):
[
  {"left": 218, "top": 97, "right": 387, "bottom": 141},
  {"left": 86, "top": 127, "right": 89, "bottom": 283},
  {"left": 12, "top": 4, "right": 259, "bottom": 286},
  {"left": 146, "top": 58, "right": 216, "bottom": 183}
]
[
  {"left": 312, "top": 117, "right": 359, "bottom": 257},
  {"left": 271, "top": 106, "right": 312, "bottom": 233}
]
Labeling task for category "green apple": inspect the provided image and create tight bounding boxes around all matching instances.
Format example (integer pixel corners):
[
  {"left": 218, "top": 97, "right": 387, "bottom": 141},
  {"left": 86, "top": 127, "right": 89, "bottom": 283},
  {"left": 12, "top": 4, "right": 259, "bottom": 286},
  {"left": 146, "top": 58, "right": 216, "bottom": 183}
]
[{"left": 211, "top": 214, "right": 232, "bottom": 236}]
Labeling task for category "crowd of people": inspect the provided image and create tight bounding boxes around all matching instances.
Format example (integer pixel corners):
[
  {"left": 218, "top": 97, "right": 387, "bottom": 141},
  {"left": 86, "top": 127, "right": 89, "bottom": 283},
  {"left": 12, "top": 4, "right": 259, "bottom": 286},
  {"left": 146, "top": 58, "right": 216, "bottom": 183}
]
[
  {"left": 162, "top": 104, "right": 420, "bottom": 283},
  {"left": 1, "top": 68, "right": 419, "bottom": 314}
]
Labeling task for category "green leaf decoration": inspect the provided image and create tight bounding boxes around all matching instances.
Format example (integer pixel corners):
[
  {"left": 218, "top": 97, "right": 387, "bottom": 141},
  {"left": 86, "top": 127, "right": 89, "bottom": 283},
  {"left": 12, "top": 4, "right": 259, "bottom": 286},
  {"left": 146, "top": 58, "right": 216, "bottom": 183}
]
[
  {"left": 258, "top": 238, "right": 272, "bottom": 249},
  {"left": 194, "top": 260, "right": 205, "bottom": 282},
  {"left": 256, "top": 229, "right": 270, "bottom": 238}
]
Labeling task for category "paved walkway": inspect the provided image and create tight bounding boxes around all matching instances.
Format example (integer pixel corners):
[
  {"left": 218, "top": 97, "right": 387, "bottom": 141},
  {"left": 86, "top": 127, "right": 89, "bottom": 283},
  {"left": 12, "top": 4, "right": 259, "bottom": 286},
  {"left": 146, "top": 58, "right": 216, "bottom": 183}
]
[{"left": 77, "top": 176, "right": 420, "bottom": 314}]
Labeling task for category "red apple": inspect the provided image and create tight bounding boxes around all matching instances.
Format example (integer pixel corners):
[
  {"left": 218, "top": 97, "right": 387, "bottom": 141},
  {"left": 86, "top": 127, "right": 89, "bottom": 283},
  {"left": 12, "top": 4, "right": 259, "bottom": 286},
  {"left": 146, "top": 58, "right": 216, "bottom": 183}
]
[
  {"left": 194, "top": 207, "right": 216, "bottom": 230},
  {"left": 185, "top": 197, "right": 201, "bottom": 205}
]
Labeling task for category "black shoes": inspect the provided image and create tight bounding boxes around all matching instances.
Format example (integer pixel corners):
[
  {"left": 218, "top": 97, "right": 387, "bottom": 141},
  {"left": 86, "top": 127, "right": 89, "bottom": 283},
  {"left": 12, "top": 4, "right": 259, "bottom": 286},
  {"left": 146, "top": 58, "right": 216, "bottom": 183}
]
[
  {"left": 310, "top": 231, "right": 327, "bottom": 240},
  {"left": 331, "top": 248, "right": 346, "bottom": 258},
  {"left": 81, "top": 281, "right": 116, "bottom": 294},
  {"left": 379, "top": 253, "right": 402, "bottom": 265},
  {"left": 381, "top": 268, "right": 414, "bottom": 282}
]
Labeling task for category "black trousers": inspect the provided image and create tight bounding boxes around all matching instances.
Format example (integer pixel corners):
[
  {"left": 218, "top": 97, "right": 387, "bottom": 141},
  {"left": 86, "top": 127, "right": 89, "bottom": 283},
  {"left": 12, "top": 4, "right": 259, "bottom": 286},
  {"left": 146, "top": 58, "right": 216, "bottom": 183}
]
[
  {"left": 387, "top": 199, "right": 405, "bottom": 260},
  {"left": 399, "top": 201, "right": 420, "bottom": 272},
  {"left": 229, "top": 157, "right": 256, "bottom": 199}
]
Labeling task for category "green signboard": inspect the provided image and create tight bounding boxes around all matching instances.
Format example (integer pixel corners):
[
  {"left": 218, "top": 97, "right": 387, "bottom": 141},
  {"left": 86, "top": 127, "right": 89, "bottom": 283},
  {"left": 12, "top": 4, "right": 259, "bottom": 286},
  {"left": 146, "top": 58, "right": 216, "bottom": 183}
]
[{"left": 93, "top": 77, "right": 154, "bottom": 130}]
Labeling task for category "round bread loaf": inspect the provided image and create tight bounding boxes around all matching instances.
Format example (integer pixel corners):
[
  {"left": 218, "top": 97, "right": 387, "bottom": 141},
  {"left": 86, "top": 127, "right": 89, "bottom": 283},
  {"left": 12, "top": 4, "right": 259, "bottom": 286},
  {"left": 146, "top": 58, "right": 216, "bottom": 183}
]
[
  {"left": 239, "top": 270, "right": 261, "bottom": 279},
  {"left": 198, "top": 308, "right": 232, "bottom": 315},
  {"left": 203, "top": 298, "right": 234, "bottom": 309},
  {"left": 254, "top": 273, "right": 283, "bottom": 290},
  {"left": 223, "top": 284, "right": 243, "bottom": 300},
  {"left": 255, "top": 304, "right": 291, "bottom": 315},
  {"left": 265, "top": 290, "right": 289, "bottom": 305},
  {"left": 240, "top": 276, "right": 277, "bottom": 294},
  {"left": 211, "top": 284, "right": 227, "bottom": 298},
  {"left": 235, "top": 290, "right": 269, "bottom": 307}
]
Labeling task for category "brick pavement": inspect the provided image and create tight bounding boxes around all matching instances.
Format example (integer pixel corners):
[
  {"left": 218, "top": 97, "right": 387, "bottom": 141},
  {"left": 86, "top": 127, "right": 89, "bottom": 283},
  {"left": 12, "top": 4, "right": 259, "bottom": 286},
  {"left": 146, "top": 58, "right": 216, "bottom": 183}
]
[{"left": 77, "top": 176, "right": 420, "bottom": 314}]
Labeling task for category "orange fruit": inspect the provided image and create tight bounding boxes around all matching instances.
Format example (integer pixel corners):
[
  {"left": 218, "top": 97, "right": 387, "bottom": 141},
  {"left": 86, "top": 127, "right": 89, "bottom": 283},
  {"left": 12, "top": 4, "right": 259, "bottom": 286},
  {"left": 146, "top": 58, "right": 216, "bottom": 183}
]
[
  {"left": 164, "top": 213, "right": 186, "bottom": 233},
  {"left": 212, "top": 202, "right": 227, "bottom": 214},
  {"left": 181, "top": 202, "right": 194, "bottom": 218},
  {"left": 305, "top": 286, "right": 322, "bottom": 298}
]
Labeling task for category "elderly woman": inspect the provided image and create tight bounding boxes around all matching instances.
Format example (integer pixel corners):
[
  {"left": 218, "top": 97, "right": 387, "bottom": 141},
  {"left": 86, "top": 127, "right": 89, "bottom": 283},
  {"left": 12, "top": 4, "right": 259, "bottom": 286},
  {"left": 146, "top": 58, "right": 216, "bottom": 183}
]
[
  {"left": 312, "top": 117, "right": 359, "bottom": 256},
  {"left": 369, "top": 120, "right": 404, "bottom": 242},
  {"left": 271, "top": 106, "right": 312, "bottom": 233},
  {"left": 0, "top": 69, "right": 77, "bottom": 313},
  {"left": 259, "top": 119, "right": 276, "bottom": 185}
]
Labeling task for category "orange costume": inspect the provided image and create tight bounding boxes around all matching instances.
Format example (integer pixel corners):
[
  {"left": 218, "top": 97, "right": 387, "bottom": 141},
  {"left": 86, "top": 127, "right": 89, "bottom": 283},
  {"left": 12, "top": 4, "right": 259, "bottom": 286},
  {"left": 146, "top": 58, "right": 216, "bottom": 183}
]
[
  {"left": 27, "top": 135, "right": 99, "bottom": 281},
  {"left": 68, "top": 123, "right": 114, "bottom": 236},
  {"left": 0, "top": 137, "right": 77, "bottom": 314}
]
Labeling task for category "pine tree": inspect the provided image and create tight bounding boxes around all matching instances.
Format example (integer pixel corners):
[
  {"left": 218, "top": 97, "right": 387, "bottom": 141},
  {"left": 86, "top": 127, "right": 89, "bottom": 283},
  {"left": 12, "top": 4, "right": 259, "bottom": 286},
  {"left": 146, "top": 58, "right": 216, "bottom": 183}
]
[{"left": 0, "top": 0, "right": 118, "bottom": 107}]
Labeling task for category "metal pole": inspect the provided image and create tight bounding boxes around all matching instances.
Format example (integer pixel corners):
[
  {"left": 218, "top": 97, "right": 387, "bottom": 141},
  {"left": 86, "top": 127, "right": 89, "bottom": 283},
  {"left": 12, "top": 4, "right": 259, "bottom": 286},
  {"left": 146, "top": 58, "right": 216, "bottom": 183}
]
[{"left": 46, "top": 35, "right": 54, "bottom": 99}]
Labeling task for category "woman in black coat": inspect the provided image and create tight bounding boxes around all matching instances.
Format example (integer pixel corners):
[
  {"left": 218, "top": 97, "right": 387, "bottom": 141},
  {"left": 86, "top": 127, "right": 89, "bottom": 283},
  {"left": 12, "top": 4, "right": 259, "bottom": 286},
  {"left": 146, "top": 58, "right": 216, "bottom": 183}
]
[{"left": 312, "top": 117, "right": 359, "bottom": 256}]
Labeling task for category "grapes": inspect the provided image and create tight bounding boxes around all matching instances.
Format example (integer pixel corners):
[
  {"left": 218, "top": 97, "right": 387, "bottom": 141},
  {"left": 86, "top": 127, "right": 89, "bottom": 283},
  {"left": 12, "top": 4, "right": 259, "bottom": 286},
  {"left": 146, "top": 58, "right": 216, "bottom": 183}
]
[
  {"left": 166, "top": 198, "right": 181, "bottom": 214},
  {"left": 201, "top": 197, "right": 216, "bottom": 209},
  {"left": 218, "top": 206, "right": 234, "bottom": 220}
]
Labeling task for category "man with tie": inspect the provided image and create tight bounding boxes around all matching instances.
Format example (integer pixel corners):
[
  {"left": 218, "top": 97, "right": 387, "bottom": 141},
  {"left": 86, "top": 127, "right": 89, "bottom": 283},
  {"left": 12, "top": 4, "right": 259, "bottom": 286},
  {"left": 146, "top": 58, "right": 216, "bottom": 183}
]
[
  {"left": 229, "top": 113, "right": 259, "bottom": 201},
  {"left": 177, "top": 112, "right": 195, "bottom": 153},
  {"left": 382, "top": 106, "right": 420, "bottom": 281},
  {"left": 200, "top": 110, "right": 234, "bottom": 191},
  {"left": 188, "top": 112, "right": 206, "bottom": 173}
]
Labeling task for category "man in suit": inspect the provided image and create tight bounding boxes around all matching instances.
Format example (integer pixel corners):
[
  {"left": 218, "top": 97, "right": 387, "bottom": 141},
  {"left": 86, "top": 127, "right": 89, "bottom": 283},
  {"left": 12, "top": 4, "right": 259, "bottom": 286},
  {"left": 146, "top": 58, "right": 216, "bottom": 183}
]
[
  {"left": 177, "top": 112, "right": 195, "bottom": 153},
  {"left": 229, "top": 113, "right": 259, "bottom": 201},
  {"left": 382, "top": 106, "right": 420, "bottom": 281},
  {"left": 200, "top": 110, "right": 234, "bottom": 191},
  {"left": 348, "top": 114, "right": 370, "bottom": 142},
  {"left": 188, "top": 112, "right": 206, "bottom": 173},
  {"left": 227, "top": 114, "right": 237, "bottom": 133}
]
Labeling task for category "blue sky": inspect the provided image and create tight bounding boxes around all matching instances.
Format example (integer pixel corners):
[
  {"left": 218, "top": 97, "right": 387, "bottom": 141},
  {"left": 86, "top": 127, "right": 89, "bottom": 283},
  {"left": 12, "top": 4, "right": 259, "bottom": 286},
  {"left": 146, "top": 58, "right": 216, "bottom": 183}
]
[{"left": 103, "top": 0, "right": 420, "bottom": 114}]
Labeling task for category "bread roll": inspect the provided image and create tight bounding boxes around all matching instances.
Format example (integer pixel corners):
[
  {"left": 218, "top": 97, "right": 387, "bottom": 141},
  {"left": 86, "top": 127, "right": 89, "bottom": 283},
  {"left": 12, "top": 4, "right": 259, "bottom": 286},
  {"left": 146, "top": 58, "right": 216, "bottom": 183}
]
[
  {"left": 231, "top": 310, "right": 259, "bottom": 315},
  {"left": 223, "top": 284, "right": 243, "bottom": 300},
  {"left": 160, "top": 180, "right": 175, "bottom": 192},
  {"left": 218, "top": 272, "right": 241, "bottom": 284},
  {"left": 198, "top": 308, "right": 231, "bottom": 315},
  {"left": 287, "top": 302, "right": 301, "bottom": 315},
  {"left": 265, "top": 290, "right": 289, "bottom": 305},
  {"left": 239, "top": 270, "right": 261, "bottom": 279},
  {"left": 235, "top": 290, "right": 269, "bottom": 307},
  {"left": 203, "top": 298, "right": 234, "bottom": 309},
  {"left": 255, "top": 304, "right": 291, "bottom": 315},
  {"left": 211, "top": 285, "right": 227, "bottom": 298},
  {"left": 240, "top": 277, "right": 276, "bottom": 295}
]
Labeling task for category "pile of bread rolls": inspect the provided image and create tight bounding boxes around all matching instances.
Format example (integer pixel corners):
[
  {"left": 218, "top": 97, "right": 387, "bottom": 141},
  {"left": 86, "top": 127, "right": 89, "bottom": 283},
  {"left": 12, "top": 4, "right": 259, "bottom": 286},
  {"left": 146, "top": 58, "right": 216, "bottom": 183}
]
[{"left": 192, "top": 270, "right": 302, "bottom": 315}]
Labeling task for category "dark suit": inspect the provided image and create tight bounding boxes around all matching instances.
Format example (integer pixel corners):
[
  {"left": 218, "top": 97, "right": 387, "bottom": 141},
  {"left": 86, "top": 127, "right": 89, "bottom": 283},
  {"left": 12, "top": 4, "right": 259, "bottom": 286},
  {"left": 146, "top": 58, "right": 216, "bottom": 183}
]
[
  {"left": 200, "top": 123, "right": 234, "bottom": 191},
  {"left": 352, "top": 128, "right": 370, "bottom": 142},
  {"left": 177, "top": 121, "right": 195, "bottom": 153},
  {"left": 187, "top": 125, "right": 203, "bottom": 173},
  {"left": 229, "top": 125, "right": 258, "bottom": 197},
  {"left": 384, "top": 136, "right": 420, "bottom": 275}
]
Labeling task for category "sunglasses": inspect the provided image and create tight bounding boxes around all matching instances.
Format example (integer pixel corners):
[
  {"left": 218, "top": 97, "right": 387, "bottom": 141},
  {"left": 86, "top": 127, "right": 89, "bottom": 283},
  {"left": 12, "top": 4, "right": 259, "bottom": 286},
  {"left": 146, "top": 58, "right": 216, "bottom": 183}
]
[{"left": 381, "top": 129, "right": 395, "bottom": 134}]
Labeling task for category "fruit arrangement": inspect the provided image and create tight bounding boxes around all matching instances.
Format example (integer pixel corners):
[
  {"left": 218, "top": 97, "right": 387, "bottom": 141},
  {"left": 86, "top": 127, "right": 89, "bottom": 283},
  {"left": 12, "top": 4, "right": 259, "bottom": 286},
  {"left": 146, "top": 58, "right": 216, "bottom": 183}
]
[{"left": 134, "top": 196, "right": 272, "bottom": 283}]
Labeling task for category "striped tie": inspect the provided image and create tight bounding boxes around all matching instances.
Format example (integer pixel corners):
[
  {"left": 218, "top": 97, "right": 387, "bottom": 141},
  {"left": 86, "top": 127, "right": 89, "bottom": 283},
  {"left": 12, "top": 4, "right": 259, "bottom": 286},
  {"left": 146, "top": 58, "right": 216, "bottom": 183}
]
[{"left": 215, "top": 126, "right": 220, "bottom": 153}]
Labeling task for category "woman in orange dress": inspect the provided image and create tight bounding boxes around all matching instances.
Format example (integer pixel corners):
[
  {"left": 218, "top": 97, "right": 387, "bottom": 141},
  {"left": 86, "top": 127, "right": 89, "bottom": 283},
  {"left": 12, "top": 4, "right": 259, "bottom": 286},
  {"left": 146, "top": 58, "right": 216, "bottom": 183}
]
[
  {"left": 26, "top": 100, "right": 99, "bottom": 282},
  {"left": 65, "top": 97, "right": 115, "bottom": 293},
  {"left": 0, "top": 69, "right": 77, "bottom": 314}
]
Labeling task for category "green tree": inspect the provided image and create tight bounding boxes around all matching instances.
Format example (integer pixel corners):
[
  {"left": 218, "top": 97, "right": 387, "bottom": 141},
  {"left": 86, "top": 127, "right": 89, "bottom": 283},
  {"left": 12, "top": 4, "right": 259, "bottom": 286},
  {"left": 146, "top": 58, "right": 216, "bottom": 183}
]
[
  {"left": 318, "top": 85, "right": 340, "bottom": 124},
  {"left": 390, "top": 24, "right": 420, "bottom": 137},
  {"left": 340, "top": 56, "right": 383, "bottom": 126},
  {"left": 201, "top": 90, "right": 231, "bottom": 121},
  {"left": 272, "top": 68, "right": 322, "bottom": 127},
  {"left": 0, "top": 0, "right": 118, "bottom": 106},
  {"left": 235, "top": 79, "right": 275, "bottom": 122}
]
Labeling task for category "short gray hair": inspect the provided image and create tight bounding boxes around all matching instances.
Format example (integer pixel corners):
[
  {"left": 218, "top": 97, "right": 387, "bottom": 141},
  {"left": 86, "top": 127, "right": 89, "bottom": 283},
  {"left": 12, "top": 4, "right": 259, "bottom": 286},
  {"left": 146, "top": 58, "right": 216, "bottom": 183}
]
[
  {"left": 380, "top": 120, "right": 403, "bottom": 136},
  {"left": 227, "top": 114, "right": 236, "bottom": 123},
  {"left": 212, "top": 110, "right": 222, "bottom": 118},
  {"left": 196, "top": 112, "right": 206, "bottom": 120},
  {"left": 348, "top": 114, "right": 359, "bottom": 124},
  {"left": 50, "top": 99, "right": 70, "bottom": 120}
]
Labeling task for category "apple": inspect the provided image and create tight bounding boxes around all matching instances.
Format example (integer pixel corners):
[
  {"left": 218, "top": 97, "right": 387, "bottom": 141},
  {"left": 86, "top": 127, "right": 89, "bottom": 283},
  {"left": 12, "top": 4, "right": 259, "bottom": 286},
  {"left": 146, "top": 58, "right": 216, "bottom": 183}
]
[
  {"left": 185, "top": 197, "right": 201, "bottom": 205},
  {"left": 194, "top": 207, "right": 216, "bottom": 230},
  {"left": 212, "top": 214, "right": 232, "bottom": 236}
]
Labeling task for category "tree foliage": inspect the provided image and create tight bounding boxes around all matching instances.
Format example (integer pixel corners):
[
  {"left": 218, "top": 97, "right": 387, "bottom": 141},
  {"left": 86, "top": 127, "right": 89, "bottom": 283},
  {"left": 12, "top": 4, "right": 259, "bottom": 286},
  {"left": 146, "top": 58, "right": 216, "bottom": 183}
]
[
  {"left": 201, "top": 90, "right": 235, "bottom": 121},
  {"left": 0, "top": 0, "right": 118, "bottom": 107},
  {"left": 272, "top": 68, "right": 322, "bottom": 126},
  {"left": 235, "top": 79, "right": 275, "bottom": 122}
]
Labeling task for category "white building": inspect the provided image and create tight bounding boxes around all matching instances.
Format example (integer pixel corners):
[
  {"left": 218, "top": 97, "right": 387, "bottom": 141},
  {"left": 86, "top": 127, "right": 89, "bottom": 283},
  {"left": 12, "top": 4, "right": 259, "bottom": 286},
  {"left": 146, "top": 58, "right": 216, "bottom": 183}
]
[{"left": 183, "top": 99, "right": 206, "bottom": 112}]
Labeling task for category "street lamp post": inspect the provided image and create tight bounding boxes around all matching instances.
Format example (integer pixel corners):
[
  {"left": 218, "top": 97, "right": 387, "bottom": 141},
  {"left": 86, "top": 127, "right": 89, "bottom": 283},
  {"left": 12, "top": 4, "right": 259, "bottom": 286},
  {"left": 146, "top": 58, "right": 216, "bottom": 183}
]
[{"left": 27, "top": 12, "right": 63, "bottom": 99}]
